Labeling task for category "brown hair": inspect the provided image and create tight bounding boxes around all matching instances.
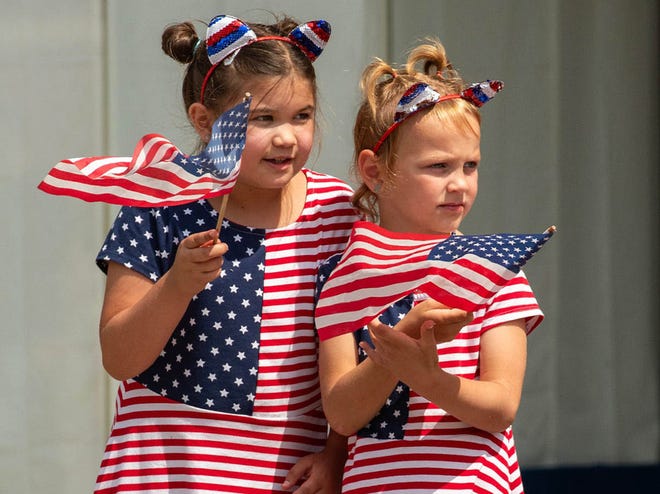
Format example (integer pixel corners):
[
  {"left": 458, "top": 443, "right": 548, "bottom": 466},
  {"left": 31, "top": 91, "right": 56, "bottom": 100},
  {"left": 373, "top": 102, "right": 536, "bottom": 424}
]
[
  {"left": 352, "top": 38, "right": 482, "bottom": 221},
  {"left": 162, "top": 15, "right": 318, "bottom": 121}
]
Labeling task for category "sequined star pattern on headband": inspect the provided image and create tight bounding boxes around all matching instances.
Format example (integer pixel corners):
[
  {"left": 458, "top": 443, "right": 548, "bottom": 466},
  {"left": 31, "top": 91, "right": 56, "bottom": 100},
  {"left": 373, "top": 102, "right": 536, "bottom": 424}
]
[
  {"left": 372, "top": 80, "right": 503, "bottom": 153},
  {"left": 200, "top": 15, "right": 331, "bottom": 103}
]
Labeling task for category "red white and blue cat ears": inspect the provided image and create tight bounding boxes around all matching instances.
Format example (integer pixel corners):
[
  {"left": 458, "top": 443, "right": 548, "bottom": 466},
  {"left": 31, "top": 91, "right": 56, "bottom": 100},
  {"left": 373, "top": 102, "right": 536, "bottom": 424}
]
[
  {"left": 372, "top": 80, "right": 504, "bottom": 153},
  {"left": 200, "top": 15, "right": 331, "bottom": 104}
]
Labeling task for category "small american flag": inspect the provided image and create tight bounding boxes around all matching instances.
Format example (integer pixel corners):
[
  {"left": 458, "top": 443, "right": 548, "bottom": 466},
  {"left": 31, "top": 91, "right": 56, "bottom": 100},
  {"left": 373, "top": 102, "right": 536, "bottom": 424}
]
[
  {"left": 315, "top": 221, "right": 555, "bottom": 340},
  {"left": 38, "top": 98, "right": 250, "bottom": 207}
]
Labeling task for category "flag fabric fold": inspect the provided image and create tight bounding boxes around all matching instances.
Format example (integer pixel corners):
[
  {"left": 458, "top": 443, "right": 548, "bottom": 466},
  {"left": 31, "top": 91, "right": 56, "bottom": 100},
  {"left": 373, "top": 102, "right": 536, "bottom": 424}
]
[
  {"left": 37, "top": 98, "right": 251, "bottom": 207},
  {"left": 315, "top": 221, "right": 555, "bottom": 340}
]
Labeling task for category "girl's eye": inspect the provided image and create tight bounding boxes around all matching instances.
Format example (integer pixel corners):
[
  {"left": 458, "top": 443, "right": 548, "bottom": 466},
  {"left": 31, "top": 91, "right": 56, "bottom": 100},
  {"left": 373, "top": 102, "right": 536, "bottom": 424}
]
[
  {"left": 252, "top": 114, "right": 273, "bottom": 122},
  {"left": 429, "top": 163, "right": 448, "bottom": 169},
  {"left": 295, "top": 112, "right": 312, "bottom": 122},
  {"left": 464, "top": 161, "right": 479, "bottom": 169}
]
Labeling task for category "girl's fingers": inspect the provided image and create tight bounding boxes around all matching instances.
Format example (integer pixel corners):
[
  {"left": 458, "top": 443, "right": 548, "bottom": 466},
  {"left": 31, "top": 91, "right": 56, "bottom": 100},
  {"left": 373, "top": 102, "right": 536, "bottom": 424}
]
[{"left": 185, "top": 229, "right": 219, "bottom": 248}]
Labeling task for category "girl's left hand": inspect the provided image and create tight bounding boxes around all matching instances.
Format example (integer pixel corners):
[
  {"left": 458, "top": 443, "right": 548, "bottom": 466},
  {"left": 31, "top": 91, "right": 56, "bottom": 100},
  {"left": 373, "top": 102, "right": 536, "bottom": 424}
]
[
  {"left": 282, "top": 446, "right": 344, "bottom": 493},
  {"left": 360, "top": 319, "right": 441, "bottom": 386}
]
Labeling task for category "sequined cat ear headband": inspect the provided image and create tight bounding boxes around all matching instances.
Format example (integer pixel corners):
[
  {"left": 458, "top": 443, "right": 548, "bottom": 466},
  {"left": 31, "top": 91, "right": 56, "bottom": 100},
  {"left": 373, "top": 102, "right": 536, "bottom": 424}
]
[
  {"left": 200, "top": 15, "right": 331, "bottom": 104},
  {"left": 372, "top": 80, "right": 503, "bottom": 153}
]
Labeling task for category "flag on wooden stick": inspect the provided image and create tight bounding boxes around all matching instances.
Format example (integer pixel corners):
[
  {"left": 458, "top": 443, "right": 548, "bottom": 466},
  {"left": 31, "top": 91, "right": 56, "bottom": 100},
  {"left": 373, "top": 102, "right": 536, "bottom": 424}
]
[
  {"left": 315, "top": 221, "right": 555, "bottom": 340},
  {"left": 38, "top": 97, "right": 250, "bottom": 207}
]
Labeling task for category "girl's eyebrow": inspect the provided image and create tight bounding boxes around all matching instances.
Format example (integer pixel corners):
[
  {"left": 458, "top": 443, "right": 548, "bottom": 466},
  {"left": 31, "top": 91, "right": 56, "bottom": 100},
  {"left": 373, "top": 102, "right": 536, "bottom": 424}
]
[{"left": 251, "top": 104, "right": 315, "bottom": 114}]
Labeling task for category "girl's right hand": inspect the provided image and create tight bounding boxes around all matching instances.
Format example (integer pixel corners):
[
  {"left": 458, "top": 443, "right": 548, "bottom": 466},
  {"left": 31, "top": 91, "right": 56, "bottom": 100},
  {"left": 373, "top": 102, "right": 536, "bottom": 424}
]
[{"left": 167, "top": 229, "right": 228, "bottom": 298}]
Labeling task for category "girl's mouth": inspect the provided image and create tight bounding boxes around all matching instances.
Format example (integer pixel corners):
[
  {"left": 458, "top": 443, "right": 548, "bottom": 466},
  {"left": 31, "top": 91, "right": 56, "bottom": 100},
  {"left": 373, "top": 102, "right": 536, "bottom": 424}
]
[
  {"left": 265, "top": 157, "right": 293, "bottom": 166},
  {"left": 439, "top": 203, "right": 464, "bottom": 212}
]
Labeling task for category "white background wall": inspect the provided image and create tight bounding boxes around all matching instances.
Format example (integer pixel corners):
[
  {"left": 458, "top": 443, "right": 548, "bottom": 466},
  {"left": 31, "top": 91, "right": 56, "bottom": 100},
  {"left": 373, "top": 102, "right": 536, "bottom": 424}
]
[
  {"left": 2, "top": 1, "right": 657, "bottom": 492},
  {"left": 1, "top": 1, "right": 109, "bottom": 493}
]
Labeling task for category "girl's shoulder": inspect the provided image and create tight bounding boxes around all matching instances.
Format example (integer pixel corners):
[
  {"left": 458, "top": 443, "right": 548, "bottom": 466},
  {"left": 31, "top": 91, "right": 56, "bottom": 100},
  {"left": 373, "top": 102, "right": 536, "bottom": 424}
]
[
  {"left": 304, "top": 168, "right": 354, "bottom": 195},
  {"left": 301, "top": 169, "right": 361, "bottom": 226}
]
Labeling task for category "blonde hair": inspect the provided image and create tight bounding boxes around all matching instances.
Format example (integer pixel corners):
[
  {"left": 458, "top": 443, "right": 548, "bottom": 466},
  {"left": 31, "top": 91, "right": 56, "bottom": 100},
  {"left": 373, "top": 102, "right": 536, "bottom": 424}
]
[{"left": 352, "top": 38, "right": 481, "bottom": 221}]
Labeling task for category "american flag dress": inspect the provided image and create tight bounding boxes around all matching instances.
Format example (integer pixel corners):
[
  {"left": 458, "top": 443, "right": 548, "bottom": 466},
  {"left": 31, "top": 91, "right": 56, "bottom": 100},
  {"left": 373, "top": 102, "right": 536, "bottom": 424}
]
[
  {"left": 94, "top": 169, "right": 360, "bottom": 493},
  {"left": 317, "top": 256, "right": 544, "bottom": 494}
]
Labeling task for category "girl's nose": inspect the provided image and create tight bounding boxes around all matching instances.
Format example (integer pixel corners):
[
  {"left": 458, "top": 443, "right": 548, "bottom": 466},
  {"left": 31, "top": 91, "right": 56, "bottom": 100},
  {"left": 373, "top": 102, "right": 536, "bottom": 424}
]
[
  {"left": 447, "top": 170, "right": 468, "bottom": 192},
  {"left": 272, "top": 124, "right": 296, "bottom": 147}
]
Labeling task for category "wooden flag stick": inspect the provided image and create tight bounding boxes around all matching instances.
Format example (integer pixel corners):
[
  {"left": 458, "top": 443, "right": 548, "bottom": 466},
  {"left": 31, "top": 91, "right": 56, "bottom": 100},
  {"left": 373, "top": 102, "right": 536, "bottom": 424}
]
[{"left": 215, "top": 194, "right": 229, "bottom": 235}]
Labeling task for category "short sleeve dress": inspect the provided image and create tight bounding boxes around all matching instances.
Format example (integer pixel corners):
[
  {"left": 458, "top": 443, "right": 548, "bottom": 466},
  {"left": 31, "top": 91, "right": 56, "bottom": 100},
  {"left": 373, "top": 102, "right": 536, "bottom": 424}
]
[
  {"left": 317, "top": 248, "right": 544, "bottom": 494},
  {"left": 94, "top": 169, "right": 360, "bottom": 494}
]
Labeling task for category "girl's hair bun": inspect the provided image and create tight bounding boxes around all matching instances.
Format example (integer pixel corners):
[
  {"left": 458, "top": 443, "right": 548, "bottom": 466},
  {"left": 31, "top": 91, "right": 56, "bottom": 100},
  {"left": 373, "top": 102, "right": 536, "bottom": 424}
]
[{"left": 162, "top": 21, "right": 199, "bottom": 64}]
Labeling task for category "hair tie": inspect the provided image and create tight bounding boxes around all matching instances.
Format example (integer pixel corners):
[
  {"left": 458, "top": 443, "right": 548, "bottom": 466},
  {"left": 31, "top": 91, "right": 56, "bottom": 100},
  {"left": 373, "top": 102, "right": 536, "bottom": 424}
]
[
  {"left": 372, "top": 80, "right": 503, "bottom": 153},
  {"left": 193, "top": 38, "right": 203, "bottom": 55},
  {"left": 200, "top": 15, "right": 331, "bottom": 104}
]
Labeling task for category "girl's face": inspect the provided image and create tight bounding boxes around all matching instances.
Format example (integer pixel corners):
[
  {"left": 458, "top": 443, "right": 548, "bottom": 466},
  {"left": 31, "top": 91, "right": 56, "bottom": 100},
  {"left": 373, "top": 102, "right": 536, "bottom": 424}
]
[
  {"left": 377, "top": 111, "right": 481, "bottom": 235},
  {"left": 236, "top": 74, "right": 315, "bottom": 191}
]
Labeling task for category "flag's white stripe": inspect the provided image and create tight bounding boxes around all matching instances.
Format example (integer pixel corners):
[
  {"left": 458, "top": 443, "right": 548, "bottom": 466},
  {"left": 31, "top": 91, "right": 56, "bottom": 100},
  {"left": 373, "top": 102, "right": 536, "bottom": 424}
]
[
  {"left": 258, "top": 318, "right": 315, "bottom": 330},
  {"left": 97, "top": 471, "right": 290, "bottom": 493},
  {"left": 55, "top": 158, "right": 232, "bottom": 186},
  {"left": 75, "top": 157, "right": 132, "bottom": 176},
  {"left": 260, "top": 289, "right": 315, "bottom": 302},
  {"left": 100, "top": 459, "right": 291, "bottom": 479},
  {"left": 46, "top": 167, "right": 234, "bottom": 195},
  {"left": 74, "top": 138, "right": 176, "bottom": 177},
  {"left": 41, "top": 178, "right": 232, "bottom": 206},
  {"left": 257, "top": 367, "right": 317, "bottom": 381},
  {"left": 42, "top": 169, "right": 236, "bottom": 205},
  {"left": 130, "top": 138, "right": 175, "bottom": 174},
  {"left": 257, "top": 343, "right": 316, "bottom": 357},
  {"left": 42, "top": 175, "right": 190, "bottom": 203},
  {"left": 346, "top": 234, "right": 439, "bottom": 257}
]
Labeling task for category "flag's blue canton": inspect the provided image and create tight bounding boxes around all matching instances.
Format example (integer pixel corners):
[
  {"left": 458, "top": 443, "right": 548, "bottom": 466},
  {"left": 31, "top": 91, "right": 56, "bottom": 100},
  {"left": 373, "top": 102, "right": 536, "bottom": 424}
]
[
  {"left": 135, "top": 220, "right": 266, "bottom": 415},
  {"left": 428, "top": 231, "right": 553, "bottom": 269},
  {"left": 167, "top": 99, "right": 249, "bottom": 180},
  {"left": 198, "top": 99, "right": 249, "bottom": 179},
  {"left": 355, "top": 295, "right": 413, "bottom": 440}
]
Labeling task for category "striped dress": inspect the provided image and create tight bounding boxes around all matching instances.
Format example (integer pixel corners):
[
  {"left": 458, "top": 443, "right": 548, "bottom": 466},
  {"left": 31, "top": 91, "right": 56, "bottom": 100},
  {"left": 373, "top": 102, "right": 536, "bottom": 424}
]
[
  {"left": 318, "top": 258, "right": 543, "bottom": 494},
  {"left": 94, "top": 169, "right": 359, "bottom": 493}
]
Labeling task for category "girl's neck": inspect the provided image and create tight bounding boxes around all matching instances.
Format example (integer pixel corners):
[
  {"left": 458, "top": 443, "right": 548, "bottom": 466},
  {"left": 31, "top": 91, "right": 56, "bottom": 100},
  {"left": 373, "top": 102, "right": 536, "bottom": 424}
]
[{"left": 211, "top": 171, "right": 307, "bottom": 229}]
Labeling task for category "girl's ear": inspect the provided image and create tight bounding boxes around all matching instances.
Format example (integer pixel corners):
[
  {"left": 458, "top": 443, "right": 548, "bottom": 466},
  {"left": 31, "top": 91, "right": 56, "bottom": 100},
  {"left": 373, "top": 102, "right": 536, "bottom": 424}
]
[
  {"left": 188, "top": 103, "right": 215, "bottom": 142},
  {"left": 357, "top": 149, "right": 384, "bottom": 193}
]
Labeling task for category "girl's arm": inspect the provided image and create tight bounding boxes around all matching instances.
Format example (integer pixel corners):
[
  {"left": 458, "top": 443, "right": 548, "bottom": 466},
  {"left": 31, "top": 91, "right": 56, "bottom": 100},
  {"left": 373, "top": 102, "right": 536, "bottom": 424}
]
[
  {"left": 99, "top": 229, "right": 227, "bottom": 380},
  {"left": 365, "top": 318, "right": 528, "bottom": 433},
  {"left": 319, "top": 300, "right": 470, "bottom": 436},
  {"left": 319, "top": 333, "right": 398, "bottom": 436}
]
